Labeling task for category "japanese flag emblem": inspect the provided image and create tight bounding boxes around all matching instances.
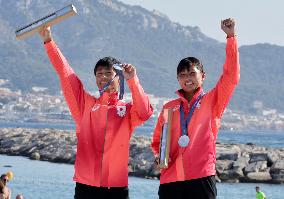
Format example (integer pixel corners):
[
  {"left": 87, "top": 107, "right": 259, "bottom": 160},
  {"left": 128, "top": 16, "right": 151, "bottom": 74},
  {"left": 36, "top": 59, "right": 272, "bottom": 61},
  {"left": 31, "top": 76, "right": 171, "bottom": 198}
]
[{"left": 116, "top": 106, "right": 126, "bottom": 117}]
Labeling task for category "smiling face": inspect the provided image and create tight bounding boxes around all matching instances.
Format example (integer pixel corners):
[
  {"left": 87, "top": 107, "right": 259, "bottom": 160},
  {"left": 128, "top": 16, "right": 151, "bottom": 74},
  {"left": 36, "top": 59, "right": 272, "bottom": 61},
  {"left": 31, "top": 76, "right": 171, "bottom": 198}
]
[
  {"left": 177, "top": 65, "right": 205, "bottom": 95},
  {"left": 176, "top": 57, "right": 205, "bottom": 97},
  {"left": 94, "top": 57, "right": 121, "bottom": 94},
  {"left": 95, "top": 66, "right": 119, "bottom": 93}
]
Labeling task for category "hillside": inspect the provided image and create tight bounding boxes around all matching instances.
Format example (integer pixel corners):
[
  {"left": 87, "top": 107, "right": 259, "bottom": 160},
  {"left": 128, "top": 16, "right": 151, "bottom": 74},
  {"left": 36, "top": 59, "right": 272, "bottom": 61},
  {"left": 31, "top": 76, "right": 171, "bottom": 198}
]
[{"left": 0, "top": 0, "right": 284, "bottom": 112}]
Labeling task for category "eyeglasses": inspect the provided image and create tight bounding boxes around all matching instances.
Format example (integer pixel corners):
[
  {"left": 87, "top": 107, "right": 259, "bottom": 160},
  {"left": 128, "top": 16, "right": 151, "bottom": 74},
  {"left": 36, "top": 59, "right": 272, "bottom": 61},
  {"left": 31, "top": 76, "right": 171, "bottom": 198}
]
[{"left": 3, "top": 178, "right": 8, "bottom": 182}]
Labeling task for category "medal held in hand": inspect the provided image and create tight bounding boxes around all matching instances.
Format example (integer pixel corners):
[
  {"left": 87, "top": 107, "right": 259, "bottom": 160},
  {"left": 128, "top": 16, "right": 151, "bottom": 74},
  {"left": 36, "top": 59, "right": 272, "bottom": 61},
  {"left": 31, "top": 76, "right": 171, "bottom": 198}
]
[
  {"left": 179, "top": 92, "right": 205, "bottom": 147},
  {"left": 99, "top": 64, "right": 125, "bottom": 100}
]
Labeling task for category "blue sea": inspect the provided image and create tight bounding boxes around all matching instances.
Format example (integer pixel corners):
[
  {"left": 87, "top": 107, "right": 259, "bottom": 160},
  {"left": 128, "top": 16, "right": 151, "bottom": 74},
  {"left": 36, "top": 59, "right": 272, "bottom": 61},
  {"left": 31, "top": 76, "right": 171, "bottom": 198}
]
[
  {"left": 0, "top": 155, "right": 283, "bottom": 199},
  {"left": 0, "top": 121, "right": 284, "bottom": 198}
]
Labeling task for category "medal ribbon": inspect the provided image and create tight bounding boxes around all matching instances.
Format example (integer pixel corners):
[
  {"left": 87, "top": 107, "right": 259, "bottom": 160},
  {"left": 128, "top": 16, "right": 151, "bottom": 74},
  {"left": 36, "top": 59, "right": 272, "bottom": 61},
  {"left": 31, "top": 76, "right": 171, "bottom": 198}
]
[
  {"left": 99, "top": 64, "right": 124, "bottom": 99},
  {"left": 180, "top": 92, "right": 205, "bottom": 136}
]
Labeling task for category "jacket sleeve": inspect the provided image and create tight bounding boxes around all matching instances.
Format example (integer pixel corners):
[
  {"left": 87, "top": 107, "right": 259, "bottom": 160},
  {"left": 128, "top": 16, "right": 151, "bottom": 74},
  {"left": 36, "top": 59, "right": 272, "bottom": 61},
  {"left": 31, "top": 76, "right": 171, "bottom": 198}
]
[
  {"left": 211, "top": 37, "right": 240, "bottom": 119},
  {"left": 151, "top": 109, "right": 164, "bottom": 156},
  {"left": 127, "top": 75, "right": 153, "bottom": 129},
  {"left": 44, "top": 40, "right": 86, "bottom": 126}
]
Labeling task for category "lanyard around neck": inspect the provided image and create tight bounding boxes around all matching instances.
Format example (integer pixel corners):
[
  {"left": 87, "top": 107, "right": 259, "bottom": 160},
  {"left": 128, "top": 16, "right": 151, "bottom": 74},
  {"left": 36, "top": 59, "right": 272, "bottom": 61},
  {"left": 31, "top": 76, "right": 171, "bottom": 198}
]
[
  {"left": 179, "top": 92, "right": 205, "bottom": 136},
  {"left": 99, "top": 74, "right": 117, "bottom": 96},
  {"left": 99, "top": 64, "right": 124, "bottom": 100}
]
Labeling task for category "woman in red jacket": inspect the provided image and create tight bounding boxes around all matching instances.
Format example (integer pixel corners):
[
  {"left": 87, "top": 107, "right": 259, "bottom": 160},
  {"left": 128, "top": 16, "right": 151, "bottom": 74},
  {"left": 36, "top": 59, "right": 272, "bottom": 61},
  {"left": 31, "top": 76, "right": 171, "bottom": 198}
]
[
  {"left": 152, "top": 18, "right": 240, "bottom": 199},
  {"left": 39, "top": 27, "right": 153, "bottom": 199}
]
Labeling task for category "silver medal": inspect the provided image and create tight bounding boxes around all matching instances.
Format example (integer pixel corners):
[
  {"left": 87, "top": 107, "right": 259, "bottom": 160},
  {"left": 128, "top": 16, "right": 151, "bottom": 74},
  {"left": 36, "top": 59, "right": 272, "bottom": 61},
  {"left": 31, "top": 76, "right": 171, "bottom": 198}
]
[{"left": 178, "top": 135, "right": 190, "bottom": 147}]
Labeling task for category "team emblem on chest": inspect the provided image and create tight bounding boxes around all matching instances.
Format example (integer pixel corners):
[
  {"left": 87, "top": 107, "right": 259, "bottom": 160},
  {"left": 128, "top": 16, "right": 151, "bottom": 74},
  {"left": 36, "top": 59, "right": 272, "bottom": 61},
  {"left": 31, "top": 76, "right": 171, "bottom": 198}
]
[
  {"left": 173, "top": 105, "right": 180, "bottom": 112},
  {"left": 116, "top": 106, "right": 126, "bottom": 117},
  {"left": 91, "top": 104, "right": 100, "bottom": 112}
]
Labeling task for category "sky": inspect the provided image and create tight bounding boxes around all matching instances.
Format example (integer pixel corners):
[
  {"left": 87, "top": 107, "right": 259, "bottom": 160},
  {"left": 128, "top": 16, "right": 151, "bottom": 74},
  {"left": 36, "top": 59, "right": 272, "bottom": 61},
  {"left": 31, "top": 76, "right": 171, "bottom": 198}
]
[{"left": 119, "top": 0, "right": 284, "bottom": 46}]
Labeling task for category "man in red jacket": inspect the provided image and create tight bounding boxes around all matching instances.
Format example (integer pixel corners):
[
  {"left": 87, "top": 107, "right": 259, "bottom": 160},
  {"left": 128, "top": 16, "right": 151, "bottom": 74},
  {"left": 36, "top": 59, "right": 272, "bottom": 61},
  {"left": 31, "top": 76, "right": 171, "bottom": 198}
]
[
  {"left": 152, "top": 18, "right": 240, "bottom": 199},
  {"left": 39, "top": 26, "right": 153, "bottom": 199}
]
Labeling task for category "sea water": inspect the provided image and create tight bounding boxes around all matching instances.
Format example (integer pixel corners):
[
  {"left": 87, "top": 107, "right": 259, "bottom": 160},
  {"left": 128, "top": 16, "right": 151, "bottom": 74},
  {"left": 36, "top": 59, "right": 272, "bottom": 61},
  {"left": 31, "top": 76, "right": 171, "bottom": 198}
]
[{"left": 0, "top": 155, "right": 283, "bottom": 199}]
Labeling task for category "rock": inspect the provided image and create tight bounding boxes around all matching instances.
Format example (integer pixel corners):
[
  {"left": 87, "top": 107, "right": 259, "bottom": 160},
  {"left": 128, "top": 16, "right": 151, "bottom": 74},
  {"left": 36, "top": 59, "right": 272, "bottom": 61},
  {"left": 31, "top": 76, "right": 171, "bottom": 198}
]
[
  {"left": 243, "top": 170, "right": 272, "bottom": 182},
  {"left": 216, "top": 160, "right": 233, "bottom": 174},
  {"left": 270, "top": 159, "right": 284, "bottom": 183},
  {"left": 233, "top": 156, "right": 249, "bottom": 171},
  {"left": 267, "top": 152, "right": 279, "bottom": 166},
  {"left": 131, "top": 164, "right": 148, "bottom": 177},
  {"left": 244, "top": 161, "right": 267, "bottom": 174},
  {"left": 147, "top": 165, "right": 160, "bottom": 178},
  {"left": 232, "top": 167, "right": 244, "bottom": 178},
  {"left": 216, "top": 145, "right": 240, "bottom": 161},
  {"left": 30, "top": 152, "right": 40, "bottom": 160},
  {"left": 218, "top": 159, "right": 246, "bottom": 182},
  {"left": 1, "top": 128, "right": 284, "bottom": 183},
  {"left": 249, "top": 153, "right": 268, "bottom": 163},
  {"left": 271, "top": 159, "right": 284, "bottom": 169},
  {"left": 219, "top": 169, "right": 240, "bottom": 182},
  {"left": 217, "top": 152, "right": 239, "bottom": 161},
  {"left": 28, "top": 146, "right": 38, "bottom": 154}
]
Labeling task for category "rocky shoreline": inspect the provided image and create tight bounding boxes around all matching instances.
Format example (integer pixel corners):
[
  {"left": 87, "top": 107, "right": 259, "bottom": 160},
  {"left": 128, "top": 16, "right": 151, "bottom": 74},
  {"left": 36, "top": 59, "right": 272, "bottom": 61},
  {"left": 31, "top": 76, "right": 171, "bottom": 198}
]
[{"left": 0, "top": 128, "right": 284, "bottom": 184}]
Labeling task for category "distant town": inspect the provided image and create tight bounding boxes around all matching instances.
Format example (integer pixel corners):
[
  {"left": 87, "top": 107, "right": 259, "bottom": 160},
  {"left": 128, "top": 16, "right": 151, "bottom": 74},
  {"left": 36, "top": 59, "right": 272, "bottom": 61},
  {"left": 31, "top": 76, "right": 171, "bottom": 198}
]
[{"left": 0, "top": 79, "right": 284, "bottom": 131}]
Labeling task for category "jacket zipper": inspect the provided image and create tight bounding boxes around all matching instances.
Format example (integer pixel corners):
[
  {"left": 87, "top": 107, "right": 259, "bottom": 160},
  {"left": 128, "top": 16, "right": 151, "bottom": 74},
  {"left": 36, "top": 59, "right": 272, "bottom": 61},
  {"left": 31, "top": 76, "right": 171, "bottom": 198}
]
[{"left": 100, "top": 105, "right": 108, "bottom": 187}]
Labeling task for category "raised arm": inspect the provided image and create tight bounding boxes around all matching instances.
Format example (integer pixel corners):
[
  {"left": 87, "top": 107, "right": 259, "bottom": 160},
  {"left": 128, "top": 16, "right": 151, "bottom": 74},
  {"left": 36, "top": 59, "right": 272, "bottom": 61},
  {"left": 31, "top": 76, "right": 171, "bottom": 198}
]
[
  {"left": 123, "top": 64, "right": 153, "bottom": 128},
  {"left": 211, "top": 18, "right": 240, "bottom": 119},
  {"left": 39, "top": 27, "right": 86, "bottom": 126}
]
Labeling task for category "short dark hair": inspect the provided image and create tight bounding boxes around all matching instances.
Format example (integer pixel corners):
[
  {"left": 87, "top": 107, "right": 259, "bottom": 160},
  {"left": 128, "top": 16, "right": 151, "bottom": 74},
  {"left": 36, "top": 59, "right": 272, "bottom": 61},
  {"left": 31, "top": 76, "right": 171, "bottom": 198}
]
[
  {"left": 94, "top": 56, "right": 121, "bottom": 75},
  {"left": 177, "top": 57, "right": 204, "bottom": 75},
  {"left": 0, "top": 174, "right": 7, "bottom": 180}
]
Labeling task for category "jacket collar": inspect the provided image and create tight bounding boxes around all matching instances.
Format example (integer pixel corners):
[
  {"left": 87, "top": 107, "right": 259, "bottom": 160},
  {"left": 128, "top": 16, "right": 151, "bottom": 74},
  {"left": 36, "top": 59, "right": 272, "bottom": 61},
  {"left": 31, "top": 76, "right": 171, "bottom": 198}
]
[
  {"left": 99, "top": 91, "right": 119, "bottom": 105},
  {"left": 176, "top": 87, "right": 204, "bottom": 108}
]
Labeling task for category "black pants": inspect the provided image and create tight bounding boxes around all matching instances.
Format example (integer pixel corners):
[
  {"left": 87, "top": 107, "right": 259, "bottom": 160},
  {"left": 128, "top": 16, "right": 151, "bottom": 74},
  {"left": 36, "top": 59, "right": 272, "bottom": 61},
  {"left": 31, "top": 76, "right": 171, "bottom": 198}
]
[
  {"left": 74, "top": 183, "right": 129, "bottom": 199},
  {"left": 158, "top": 176, "right": 217, "bottom": 199}
]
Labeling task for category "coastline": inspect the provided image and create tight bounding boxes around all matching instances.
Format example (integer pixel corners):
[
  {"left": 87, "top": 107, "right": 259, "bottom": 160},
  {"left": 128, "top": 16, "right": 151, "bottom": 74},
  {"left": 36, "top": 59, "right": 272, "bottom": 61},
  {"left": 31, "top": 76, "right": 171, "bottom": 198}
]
[{"left": 0, "top": 128, "right": 283, "bottom": 184}]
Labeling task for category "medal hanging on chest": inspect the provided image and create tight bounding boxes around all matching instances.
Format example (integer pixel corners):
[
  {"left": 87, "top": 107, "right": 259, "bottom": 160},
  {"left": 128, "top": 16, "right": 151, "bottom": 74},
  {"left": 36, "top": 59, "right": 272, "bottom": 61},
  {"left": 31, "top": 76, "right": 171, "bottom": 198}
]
[
  {"left": 178, "top": 135, "right": 190, "bottom": 147},
  {"left": 179, "top": 92, "right": 205, "bottom": 147}
]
